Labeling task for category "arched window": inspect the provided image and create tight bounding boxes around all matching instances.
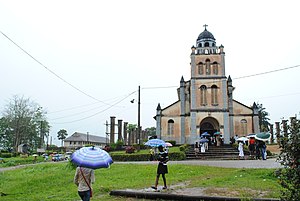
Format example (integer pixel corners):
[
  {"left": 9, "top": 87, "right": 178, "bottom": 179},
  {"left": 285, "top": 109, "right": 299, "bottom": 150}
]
[
  {"left": 205, "top": 59, "right": 211, "bottom": 75},
  {"left": 204, "top": 42, "right": 209, "bottom": 47},
  {"left": 211, "top": 85, "right": 218, "bottom": 105},
  {"left": 198, "top": 62, "right": 204, "bottom": 75},
  {"left": 241, "top": 119, "right": 247, "bottom": 135},
  {"left": 167, "top": 119, "right": 174, "bottom": 135},
  {"left": 213, "top": 62, "right": 218, "bottom": 75},
  {"left": 200, "top": 85, "right": 207, "bottom": 105}
]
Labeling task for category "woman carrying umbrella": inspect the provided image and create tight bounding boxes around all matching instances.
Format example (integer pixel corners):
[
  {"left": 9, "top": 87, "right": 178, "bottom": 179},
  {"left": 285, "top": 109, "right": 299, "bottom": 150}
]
[
  {"left": 71, "top": 146, "right": 113, "bottom": 201},
  {"left": 152, "top": 145, "right": 169, "bottom": 190},
  {"left": 74, "top": 167, "right": 95, "bottom": 201}
]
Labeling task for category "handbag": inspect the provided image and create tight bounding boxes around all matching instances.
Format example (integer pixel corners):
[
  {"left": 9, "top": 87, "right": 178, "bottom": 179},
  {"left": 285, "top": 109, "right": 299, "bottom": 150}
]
[{"left": 80, "top": 167, "right": 93, "bottom": 198}]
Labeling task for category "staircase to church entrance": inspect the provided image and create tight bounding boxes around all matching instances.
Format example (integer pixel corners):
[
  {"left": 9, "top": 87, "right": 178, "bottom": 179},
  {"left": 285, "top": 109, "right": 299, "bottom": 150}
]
[{"left": 185, "top": 144, "right": 250, "bottom": 160}]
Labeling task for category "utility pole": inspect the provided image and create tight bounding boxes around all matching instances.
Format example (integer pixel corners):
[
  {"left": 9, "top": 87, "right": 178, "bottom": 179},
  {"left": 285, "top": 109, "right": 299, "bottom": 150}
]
[{"left": 137, "top": 85, "right": 141, "bottom": 151}]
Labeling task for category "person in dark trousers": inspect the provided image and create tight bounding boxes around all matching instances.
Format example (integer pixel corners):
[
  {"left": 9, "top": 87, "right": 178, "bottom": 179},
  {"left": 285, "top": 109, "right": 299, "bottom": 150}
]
[
  {"left": 151, "top": 145, "right": 169, "bottom": 190},
  {"left": 74, "top": 166, "right": 95, "bottom": 201}
]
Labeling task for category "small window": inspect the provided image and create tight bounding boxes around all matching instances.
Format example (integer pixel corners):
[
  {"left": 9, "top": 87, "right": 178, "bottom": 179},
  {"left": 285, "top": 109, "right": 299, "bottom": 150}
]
[
  {"left": 205, "top": 59, "right": 211, "bottom": 75},
  {"left": 198, "top": 62, "right": 204, "bottom": 75},
  {"left": 241, "top": 119, "right": 248, "bottom": 135},
  {"left": 167, "top": 119, "right": 174, "bottom": 135},
  {"left": 213, "top": 62, "right": 218, "bottom": 75},
  {"left": 200, "top": 85, "right": 207, "bottom": 105},
  {"left": 211, "top": 85, "right": 218, "bottom": 105},
  {"left": 204, "top": 42, "right": 209, "bottom": 47}
]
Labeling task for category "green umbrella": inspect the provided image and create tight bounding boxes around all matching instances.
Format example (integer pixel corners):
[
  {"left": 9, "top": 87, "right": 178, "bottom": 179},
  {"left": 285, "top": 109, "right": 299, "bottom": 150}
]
[{"left": 255, "top": 132, "right": 270, "bottom": 141}]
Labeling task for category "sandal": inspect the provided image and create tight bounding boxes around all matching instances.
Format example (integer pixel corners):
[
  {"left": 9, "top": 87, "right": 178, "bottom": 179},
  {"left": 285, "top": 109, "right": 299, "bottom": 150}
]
[{"left": 151, "top": 186, "right": 157, "bottom": 190}]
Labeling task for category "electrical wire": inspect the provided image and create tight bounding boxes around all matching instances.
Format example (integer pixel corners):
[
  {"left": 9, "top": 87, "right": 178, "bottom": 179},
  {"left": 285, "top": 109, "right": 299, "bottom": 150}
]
[
  {"left": 0, "top": 30, "right": 112, "bottom": 106},
  {"left": 51, "top": 90, "right": 136, "bottom": 124}
]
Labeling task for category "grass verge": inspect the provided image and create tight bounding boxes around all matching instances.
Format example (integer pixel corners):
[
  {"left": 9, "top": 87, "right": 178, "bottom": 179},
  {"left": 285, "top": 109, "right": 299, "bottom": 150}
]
[{"left": 0, "top": 161, "right": 281, "bottom": 201}]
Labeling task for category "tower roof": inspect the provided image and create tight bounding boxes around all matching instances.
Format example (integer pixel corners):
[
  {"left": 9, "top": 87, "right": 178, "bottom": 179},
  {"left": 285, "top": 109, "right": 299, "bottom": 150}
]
[{"left": 197, "top": 25, "right": 215, "bottom": 41}]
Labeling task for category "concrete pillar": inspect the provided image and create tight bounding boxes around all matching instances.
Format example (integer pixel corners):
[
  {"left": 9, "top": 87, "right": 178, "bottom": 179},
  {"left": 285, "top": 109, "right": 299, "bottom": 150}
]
[
  {"left": 110, "top": 116, "right": 115, "bottom": 143},
  {"left": 123, "top": 122, "right": 128, "bottom": 145},
  {"left": 117, "top": 119, "right": 123, "bottom": 142}
]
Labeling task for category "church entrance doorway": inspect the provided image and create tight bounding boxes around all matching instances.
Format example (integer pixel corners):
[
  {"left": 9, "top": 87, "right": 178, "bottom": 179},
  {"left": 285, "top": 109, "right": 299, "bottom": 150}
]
[{"left": 199, "top": 117, "right": 219, "bottom": 137}]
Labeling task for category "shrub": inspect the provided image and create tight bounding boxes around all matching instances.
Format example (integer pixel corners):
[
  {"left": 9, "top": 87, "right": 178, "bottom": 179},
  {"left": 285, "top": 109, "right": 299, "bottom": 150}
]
[
  {"left": 125, "top": 146, "right": 135, "bottom": 154},
  {"left": 103, "top": 145, "right": 111, "bottom": 152},
  {"left": 0, "top": 153, "right": 13, "bottom": 158},
  {"left": 179, "top": 144, "right": 189, "bottom": 152},
  {"left": 277, "top": 117, "right": 300, "bottom": 200}
]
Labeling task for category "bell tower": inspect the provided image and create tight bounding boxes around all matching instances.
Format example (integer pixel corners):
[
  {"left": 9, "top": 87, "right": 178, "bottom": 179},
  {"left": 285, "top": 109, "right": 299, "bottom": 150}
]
[{"left": 189, "top": 25, "right": 231, "bottom": 144}]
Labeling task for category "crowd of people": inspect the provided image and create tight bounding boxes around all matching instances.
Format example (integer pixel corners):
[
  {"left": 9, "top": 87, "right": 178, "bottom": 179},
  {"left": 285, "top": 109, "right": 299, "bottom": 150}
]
[{"left": 234, "top": 135, "right": 267, "bottom": 160}]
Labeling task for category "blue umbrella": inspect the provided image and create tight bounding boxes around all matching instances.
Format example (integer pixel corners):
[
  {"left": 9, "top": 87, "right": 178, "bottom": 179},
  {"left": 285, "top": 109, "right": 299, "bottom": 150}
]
[
  {"left": 71, "top": 146, "right": 113, "bottom": 169},
  {"left": 199, "top": 138, "right": 209, "bottom": 143},
  {"left": 144, "top": 139, "right": 166, "bottom": 147},
  {"left": 201, "top": 132, "right": 210, "bottom": 137}
]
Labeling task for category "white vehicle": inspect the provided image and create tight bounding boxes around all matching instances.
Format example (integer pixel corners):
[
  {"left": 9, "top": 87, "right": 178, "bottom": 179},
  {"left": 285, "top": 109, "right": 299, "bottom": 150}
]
[{"left": 65, "top": 151, "right": 73, "bottom": 160}]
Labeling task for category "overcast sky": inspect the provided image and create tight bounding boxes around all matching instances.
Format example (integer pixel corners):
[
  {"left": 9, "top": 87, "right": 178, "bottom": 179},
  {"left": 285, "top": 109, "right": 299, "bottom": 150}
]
[{"left": 1, "top": 1, "right": 300, "bottom": 146}]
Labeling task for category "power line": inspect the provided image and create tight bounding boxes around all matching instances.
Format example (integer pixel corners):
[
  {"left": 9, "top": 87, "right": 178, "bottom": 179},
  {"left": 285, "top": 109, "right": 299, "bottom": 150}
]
[
  {"left": 233, "top": 64, "right": 300, "bottom": 80},
  {"left": 48, "top": 92, "right": 135, "bottom": 120},
  {"left": 142, "top": 64, "right": 300, "bottom": 89},
  {"left": 52, "top": 90, "right": 136, "bottom": 124},
  {"left": 0, "top": 30, "right": 112, "bottom": 106}
]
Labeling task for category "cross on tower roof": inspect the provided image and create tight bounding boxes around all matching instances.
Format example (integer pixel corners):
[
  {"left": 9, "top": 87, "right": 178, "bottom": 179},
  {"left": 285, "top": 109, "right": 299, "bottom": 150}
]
[{"left": 203, "top": 24, "right": 208, "bottom": 30}]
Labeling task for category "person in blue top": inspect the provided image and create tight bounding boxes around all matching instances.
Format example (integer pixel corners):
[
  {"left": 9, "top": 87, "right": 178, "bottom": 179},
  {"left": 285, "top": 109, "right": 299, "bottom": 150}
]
[{"left": 151, "top": 145, "right": 169, "bottom": 190}]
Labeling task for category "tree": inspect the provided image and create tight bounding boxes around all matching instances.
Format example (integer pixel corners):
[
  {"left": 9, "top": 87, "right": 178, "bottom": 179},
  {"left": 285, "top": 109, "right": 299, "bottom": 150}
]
[
  {"left": 57, "top": 129, "right": 68, "bottom": 147},
  {"left": 1, "top": 95, "right": 49, "bottom": 152},
  {"left": 277, "top": 117, "right": 300, "bottom": 200},
  {"left": 144, "top": 127, "right": 156, "bottom": 136},
  {"left": 254, "top": 102, "right": 270, "bottom": 132}
]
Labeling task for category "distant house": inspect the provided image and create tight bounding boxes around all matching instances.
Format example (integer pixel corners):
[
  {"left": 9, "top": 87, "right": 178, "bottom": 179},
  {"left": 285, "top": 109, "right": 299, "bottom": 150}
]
[
  {"left": 64, "top": 132, "right": 108, "bottom": 149},
  {"left": 17, "top": 144, "right": 28, "bottom": 153}
]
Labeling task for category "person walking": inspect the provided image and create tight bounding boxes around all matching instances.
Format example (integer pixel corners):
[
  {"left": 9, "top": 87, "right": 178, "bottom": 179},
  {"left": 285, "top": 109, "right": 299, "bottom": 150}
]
[
  {"left": 238, "top": 141, "right": 244, "bottom": 159},
  {"left": 151, "top": 145, "right": 169, "bottom": 190},
  {"left": 74, "top": 166, "right": 95, "bottom": 201},
  {"left": 248, "top": 137, "right": 256, "bottom": 157}
]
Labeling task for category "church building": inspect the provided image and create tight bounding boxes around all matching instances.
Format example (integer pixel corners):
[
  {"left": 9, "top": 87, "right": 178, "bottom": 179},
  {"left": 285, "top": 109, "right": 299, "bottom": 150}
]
[{"left": 155, "top": 25, "right": 260, "bottom": 145}]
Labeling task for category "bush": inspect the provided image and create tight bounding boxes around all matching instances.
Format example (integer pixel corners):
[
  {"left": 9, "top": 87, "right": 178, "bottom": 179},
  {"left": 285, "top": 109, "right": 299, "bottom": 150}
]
[
  {"left": 110, "top": 150, "right": 186, "bottom": 161},
  {"left": 0, "top": 153, "right": 13, "bottom": 158},
  {"left": 277, "top": 117, "right": 300, "bottom": 200},
  {"left": 103, "top": 145, "right": 111, "bottom": 152},
  {"left": 179, "top": 144, "right": 189, "bottom": 152},
  {"left": 125, "top": 146, "right": 135, "bottom": 154},
  {"left": 111, "top": 153, "right": 149, "bottom": 161}
]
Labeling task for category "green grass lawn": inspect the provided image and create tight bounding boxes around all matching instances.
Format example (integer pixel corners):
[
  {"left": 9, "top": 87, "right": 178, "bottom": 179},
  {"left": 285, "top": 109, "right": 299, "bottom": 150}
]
[{"left": 0, "top": 161, "right": 282, "bottom": 201}]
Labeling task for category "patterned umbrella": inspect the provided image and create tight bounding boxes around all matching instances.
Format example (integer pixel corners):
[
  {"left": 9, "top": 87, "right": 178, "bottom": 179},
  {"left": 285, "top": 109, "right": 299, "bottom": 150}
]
[
  {"left": 71, "top": 146, "right": 113, "bottom": 169},
  {"left": 144, "top": 139, "right": 166, "bottom": 147}
]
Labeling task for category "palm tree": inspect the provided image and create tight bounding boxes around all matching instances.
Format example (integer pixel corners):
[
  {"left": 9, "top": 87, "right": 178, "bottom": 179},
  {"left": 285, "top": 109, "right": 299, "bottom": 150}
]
[{"left": 255, "top": 102, "right": 270, "bottom": 132}]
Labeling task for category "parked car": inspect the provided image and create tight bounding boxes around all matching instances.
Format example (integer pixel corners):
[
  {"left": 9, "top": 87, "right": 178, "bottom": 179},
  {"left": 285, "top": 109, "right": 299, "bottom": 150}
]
[
  {"left": 65, "top": 152, "right": 73, "bottom": 160},
  {"left": 52, "top": 154, "right": 65, "bottom": 162}
]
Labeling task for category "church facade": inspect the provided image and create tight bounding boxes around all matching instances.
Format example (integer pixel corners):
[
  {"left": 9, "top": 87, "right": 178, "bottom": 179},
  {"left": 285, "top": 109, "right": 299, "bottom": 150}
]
[{"left": 155, "top": 26, "right": 260, "bottom": 145}]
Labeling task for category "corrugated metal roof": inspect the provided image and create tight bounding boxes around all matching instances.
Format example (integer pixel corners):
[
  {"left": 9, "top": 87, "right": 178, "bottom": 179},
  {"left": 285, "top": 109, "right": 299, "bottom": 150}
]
[{"left": 64, "top": 132, "right": 107, "bottom": 143}]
